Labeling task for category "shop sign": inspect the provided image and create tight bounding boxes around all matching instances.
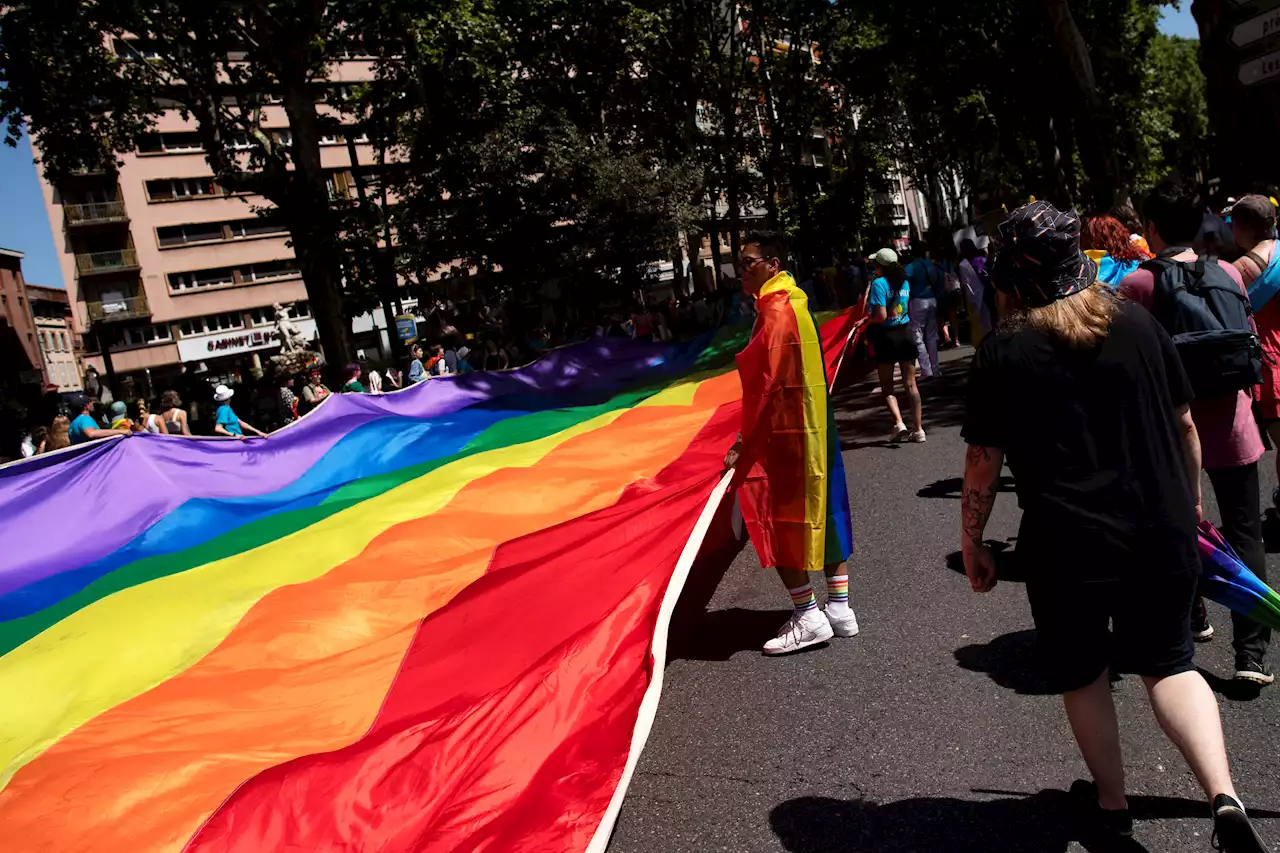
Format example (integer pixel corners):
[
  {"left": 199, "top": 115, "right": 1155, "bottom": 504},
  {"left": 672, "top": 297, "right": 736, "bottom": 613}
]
[
  {"left": 177, "top": 318, "right": 318, "bottom": 362},
  {"left": 395, "top": 314, "right": 419, "bottom": 342}
]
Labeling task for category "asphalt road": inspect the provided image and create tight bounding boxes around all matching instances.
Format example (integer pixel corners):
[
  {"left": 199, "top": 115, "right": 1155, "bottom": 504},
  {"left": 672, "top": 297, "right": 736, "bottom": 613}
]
[{"left": 608, "top": 345, "right": 1280, "bottom": 853}]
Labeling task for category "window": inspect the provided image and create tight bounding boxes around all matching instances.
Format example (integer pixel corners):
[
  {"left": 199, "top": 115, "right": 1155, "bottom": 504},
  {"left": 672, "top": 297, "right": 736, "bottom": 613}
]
[
  {"left": 146, "top": 177, "right": 220, "bottom": 201},
  {"left": 138, "top": 132, "right": 204, "bottom": 154},
  {"left": 320, "top": 133, "right": 339, "bottom": 145},
  {"left": 273, "top": 129, "right": 293, "bottom": 147},
  {"left": 179, "top": 312, "right": 244, "bottom": 337},
  {"left": 158, "top": 221, "right": 226, "bottom": 247},
  {"left": 169, "top": 266, "right": 237, "bottom": 292},
  {"left": 60, "top": 332, "right": 68, "bottom": 350},
  {"left": 242, "top": 259, "right": 300, "bottom": 282},
  {"left": 120, "top": 323, "right": 173, "bottom": 347},
  {"left": 115, "top": 38, "right": 161, "bottom": 61},
  {"left": 227, "top": 216, "right": 288, "bottom": 239},
  {"left": 327, "top": 170, "right": 351, "bottom": 200},
  {"left": 323, "top": 85, "right": 355, "bottom": 104},
  {"left": 226, "top": 132, "right": 256, "bottom": 151}
]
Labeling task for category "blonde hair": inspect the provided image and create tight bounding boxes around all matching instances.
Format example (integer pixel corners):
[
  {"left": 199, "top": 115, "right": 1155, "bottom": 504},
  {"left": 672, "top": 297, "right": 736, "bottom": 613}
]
[
  {"left": 45, "top": 415, "right": 71, "bottom": 452},
  {"left": 1013, "top": 284, "right": 1120, "bottom": 349}
]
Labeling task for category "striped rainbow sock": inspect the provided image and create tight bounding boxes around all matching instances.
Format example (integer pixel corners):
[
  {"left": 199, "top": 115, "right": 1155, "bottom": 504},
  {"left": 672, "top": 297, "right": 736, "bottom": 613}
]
[
  {"left": 827, "top": 575, "right": 849, "bottom": 605},
  {"left": 789, "top": 583, "right": 818, "bottom": 613}
]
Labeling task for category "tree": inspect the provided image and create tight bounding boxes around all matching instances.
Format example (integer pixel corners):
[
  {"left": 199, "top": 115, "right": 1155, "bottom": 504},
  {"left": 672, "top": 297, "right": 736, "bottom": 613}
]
[
  {"left": 0, "top": 0, "right": 396, "bottom": 369},
  {"left": 1133, "top": 33, "right": 1210, "bottom": 189}
]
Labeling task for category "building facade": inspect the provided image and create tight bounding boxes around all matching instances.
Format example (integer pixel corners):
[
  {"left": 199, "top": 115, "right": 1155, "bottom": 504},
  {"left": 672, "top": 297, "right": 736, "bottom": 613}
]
[
  {"left": 36, "top": 46, "right": 379, "bottom": 401},
  {"left": 0, "top": 248, "right": 43, "bottom": 391},
  {"left": 26, "top": 285, "right": 83, "bottom": 392}
]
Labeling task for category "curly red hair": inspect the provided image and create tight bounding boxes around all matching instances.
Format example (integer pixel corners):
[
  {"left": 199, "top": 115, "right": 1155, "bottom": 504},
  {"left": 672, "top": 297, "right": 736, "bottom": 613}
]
[{"left": 1082, "top": 215, "right": 1144, "bottom": 262}]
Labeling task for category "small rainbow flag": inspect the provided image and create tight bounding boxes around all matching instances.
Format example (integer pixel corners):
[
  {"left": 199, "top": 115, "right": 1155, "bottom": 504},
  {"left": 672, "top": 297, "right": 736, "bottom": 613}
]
[{"left": 0, "top": 315, "right": 850, "bottom": 853}]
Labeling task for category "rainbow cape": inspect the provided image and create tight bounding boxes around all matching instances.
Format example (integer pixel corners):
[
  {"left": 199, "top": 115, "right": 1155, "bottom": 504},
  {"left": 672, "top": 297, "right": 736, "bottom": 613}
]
[
  {"left": 736, "top": 273, "right": 853, "bottom": 572},
  {"left": 1199, "top": 521, "right": 1280, "bottom": 632},
  {"left": 0, "top": 315, "right": 849, "bottom": 853}
]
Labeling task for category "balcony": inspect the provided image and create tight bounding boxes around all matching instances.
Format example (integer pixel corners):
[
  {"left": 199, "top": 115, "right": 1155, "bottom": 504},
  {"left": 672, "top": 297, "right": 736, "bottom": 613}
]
[
  {"left": 86, "top": 292, "right": 150, "bottom": 324},
  {"left": 75, "top": 249, "right": 140, "bottom": 277},
  {"left": 65, "top": 201, "right": 129, "bottom": 227}
]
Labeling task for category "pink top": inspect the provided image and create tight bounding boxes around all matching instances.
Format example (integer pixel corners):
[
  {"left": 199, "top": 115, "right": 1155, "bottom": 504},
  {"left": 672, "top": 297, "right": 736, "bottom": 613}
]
[{"left": 1119, "top": 257, "right": 1264, "bottom": 471}]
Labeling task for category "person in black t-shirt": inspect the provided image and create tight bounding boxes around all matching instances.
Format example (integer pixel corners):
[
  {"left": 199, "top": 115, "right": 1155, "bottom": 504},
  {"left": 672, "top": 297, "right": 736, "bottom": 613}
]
[{"left": 960, "top": 202, "right": 1270, "bottom": 851}]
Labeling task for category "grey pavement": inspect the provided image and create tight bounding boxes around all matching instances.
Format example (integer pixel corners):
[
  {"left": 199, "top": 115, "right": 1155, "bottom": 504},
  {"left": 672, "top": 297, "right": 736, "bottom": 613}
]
[{"left": 609, "top": 345, "right": 1280, "bottom": 853}]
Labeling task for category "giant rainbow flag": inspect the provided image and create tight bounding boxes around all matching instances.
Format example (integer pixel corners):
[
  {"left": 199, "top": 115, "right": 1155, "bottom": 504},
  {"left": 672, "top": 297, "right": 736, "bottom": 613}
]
[{"left": 0, "top": 315, "right": 852, "bottom": 853}]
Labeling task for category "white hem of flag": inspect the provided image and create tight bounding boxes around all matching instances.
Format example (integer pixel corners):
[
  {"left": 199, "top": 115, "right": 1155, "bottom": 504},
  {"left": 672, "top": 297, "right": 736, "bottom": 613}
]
[{"left": 583, "top": 468, "right": 736, "bottom": 853}]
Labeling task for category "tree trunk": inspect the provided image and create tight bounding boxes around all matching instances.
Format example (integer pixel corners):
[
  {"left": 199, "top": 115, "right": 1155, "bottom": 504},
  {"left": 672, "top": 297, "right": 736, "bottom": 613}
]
[
  {"left": 1042, "top": 0, "right": 1117, "bottom": 210},
  {"left": 706, "top": 207, "right": 725, "bottom": 291},
  {"left": 278, "top": 57, "right": 356, "bottom": 373}
]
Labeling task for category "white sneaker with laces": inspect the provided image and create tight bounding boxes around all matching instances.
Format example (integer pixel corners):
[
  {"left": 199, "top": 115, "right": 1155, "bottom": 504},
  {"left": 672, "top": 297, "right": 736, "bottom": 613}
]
[
  {"left": 763, "top": 609, "right": 834, "bottom": 656},
  {"left": 823, "top": 606, "right": 860, "bottom": 638},
  {"left": 889, "top": 423, "right": 909, "bottom": 442},
  {"left": 908, "top": 429, "right": 927, "bottom": 443}
]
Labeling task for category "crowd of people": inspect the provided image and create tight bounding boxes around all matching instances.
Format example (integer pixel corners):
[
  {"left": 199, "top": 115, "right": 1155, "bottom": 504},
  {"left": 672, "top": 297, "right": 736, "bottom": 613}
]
[{"left": 724, "top": 180, "right": 1279, "bottom": 852}]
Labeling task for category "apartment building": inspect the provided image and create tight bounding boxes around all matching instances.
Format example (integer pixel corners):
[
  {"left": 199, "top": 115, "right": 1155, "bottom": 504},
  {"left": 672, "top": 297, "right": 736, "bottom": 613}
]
[
  {"left": 26, "top": 285, "right": 83, "bottom": 392},
  {"left": 0, "top": 248, "right": 44, "bottom": 392},
  {"left": 37, "top": 46, "right": 380, "bottom": 401}
]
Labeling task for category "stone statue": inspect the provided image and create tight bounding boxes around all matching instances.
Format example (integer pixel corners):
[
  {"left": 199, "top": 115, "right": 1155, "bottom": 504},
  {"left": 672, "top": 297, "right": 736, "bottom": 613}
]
[{"left": 274, "top": 302, "right": 307, "bottom": 353}]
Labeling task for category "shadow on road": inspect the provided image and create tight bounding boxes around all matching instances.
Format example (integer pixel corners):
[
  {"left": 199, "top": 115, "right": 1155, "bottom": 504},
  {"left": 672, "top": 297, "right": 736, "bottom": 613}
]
[
  {"left": 918, "top": 475, "right": 1017, "bottom": 500},
  {"left": 954, "top": 629, "right": 1053, "bottom": 696},
  {"left": 1263, "top": 509, "right": 1280, "bottom": 554},
  {"left": 944, "top": 540, "right": 1025, "bottom": 583},
  {"left": 771, "top": 787, "right": 1280, "bottom": 853},
  {"left": 668, "top": 607, "right": 796, "bottom": 662},
  {"left": 769, "top": 789, "right": 1174, "bottom": 853},
  {"left": 1196, "top": 666, "right": 1267, "bottom": 703}
]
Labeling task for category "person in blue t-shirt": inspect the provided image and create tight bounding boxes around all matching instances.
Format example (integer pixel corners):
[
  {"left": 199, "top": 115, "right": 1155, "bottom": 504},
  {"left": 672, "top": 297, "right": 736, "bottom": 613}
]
[
  {"left": 867, "top": 248, "right": 925, "bottom": 443},
  {"left": 67, "top": 394, "right": 131, "bottom": 445},
  {"left": 212, "top": 384, "right": 269, "bottom": 440},
  {"left": 904, "top": 247, "right": 944, "bottom": 379}
]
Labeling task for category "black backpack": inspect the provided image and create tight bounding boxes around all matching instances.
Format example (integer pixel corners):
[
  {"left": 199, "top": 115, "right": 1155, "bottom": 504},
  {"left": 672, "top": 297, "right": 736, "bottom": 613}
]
[{"left": 1145, "top": 250, "right": 1262, "bottom": 399}]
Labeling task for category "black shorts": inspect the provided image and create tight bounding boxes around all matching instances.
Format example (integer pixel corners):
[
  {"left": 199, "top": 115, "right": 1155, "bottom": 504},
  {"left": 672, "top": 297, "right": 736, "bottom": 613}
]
[
  {"left": 868, "top": 323, "right": 918, "bottom": 365},
  {"left": 1025, "top": 569, "right": 1198, "bottom": 694}
]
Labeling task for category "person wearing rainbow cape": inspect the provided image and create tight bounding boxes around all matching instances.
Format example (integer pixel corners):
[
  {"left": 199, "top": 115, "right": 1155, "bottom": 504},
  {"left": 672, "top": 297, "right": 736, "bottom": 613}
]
[{"left": 724, "top": 230, "right": 857, "bottom": 655}]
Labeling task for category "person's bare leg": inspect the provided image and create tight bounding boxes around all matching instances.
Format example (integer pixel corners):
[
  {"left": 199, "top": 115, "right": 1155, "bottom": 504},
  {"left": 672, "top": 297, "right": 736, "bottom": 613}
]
[
  {"left": 1143, "top": 671, "right": 1238, "bottom": 802},
  {"left": 1063, "top": 669, "right": 1128, "bottom": 810},
  {"left": 823, "top": 562, "right": 846, "bottom": 581},
  {"left": 877, "top": 363, "right": 903, "bottom": 426},
  {"left": 777, "top": 567, "right": 809, "bottom": 590},
  {"left": 901, "top": 362, "right": 923, "bottom": 432}
]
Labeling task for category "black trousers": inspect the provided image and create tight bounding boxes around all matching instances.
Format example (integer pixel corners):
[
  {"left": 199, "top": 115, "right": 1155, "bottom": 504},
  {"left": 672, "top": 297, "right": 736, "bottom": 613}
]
[{"left": 1207, "top": 462, "right": 1272, "bottom": 662}]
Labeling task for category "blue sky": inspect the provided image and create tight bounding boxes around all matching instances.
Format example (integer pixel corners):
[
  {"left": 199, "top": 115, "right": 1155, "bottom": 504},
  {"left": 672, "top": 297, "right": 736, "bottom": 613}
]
[
  {"left": 0, "top": 135, "right": 63, "bottom": 288},
  {"left": 1159, "top": 2, "right": 1200, "bottom": 39},
  {"left": 0, "top": 3, "right": 1201, "bottom": 291}
]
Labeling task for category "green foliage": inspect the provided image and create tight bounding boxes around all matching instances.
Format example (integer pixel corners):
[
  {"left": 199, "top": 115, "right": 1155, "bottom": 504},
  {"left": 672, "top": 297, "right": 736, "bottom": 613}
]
[
  {"left": 0, "top": 0, "right": 1217, "bottom": 323},
  {"left": 1133, "top": 33, "right": 1209, "bottom": 189}
]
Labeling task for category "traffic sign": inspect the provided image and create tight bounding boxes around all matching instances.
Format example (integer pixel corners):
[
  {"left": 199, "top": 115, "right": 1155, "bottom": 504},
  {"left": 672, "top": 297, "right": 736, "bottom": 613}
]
[
  {"left": 1239, "top": 48, "right": 1280, "bottom": 84},
  {"left": 1231, "top": 6, "right": 1280, "bottom": 48}
]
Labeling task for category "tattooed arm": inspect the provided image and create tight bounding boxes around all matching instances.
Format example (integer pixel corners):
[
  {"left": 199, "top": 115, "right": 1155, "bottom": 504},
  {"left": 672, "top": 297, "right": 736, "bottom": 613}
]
[{"left": 961, "top": 443, "right": 1005, "bottom": 592}]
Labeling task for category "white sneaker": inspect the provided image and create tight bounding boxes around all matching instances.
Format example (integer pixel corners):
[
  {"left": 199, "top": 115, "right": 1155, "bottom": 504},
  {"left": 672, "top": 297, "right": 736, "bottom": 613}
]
[
  {"left": 823, "top": 606, "right": 860, "bottom": 638},
  {"left": 889, "top": 423, "right": 909, "bottom": 442},
  {"left": 762, "top": 610, "right": 834, "bottom": 656},
  {"left": 908, "top": 429, "right": 927, "bottom": 443}
]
